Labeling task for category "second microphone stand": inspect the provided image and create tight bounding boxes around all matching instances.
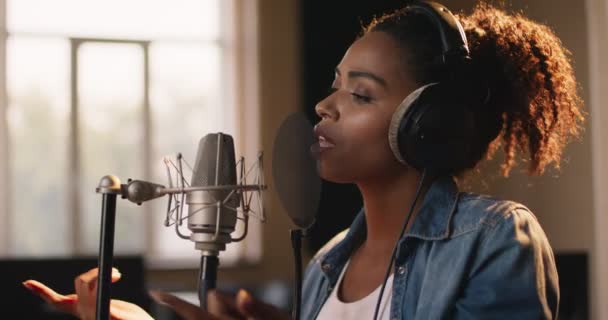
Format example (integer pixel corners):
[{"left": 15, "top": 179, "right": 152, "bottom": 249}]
[{"left": 95, "top": 175, "right": 122, "bottom": 320}]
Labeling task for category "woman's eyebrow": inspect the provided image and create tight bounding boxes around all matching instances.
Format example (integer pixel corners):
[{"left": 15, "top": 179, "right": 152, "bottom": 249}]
[{"left": 335, "top": 67, "right": 388, "bottom": 88}]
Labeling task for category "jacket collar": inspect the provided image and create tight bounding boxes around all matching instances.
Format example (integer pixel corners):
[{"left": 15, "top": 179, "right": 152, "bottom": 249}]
[
  {"left": 406, "top": 175, "right": 460, "bottom": 240},
  {"left": 318, "top": 176, "right": 460, "bottom": 277}
]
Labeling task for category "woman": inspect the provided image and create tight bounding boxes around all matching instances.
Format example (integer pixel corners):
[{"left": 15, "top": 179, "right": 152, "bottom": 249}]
[{"left": 25, "top": 1, "right": 583, "bottom": 319}]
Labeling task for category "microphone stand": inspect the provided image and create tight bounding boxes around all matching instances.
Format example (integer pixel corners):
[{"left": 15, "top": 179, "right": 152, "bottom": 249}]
[
  {"left": 198, "top": 254, "right": 219, "bottom": 310},
  {"left": 291, "top": 229, "right": 304, "bottom": 320},
  {"left": 95, "top": 175, "right": 122, "bottom": 320}
]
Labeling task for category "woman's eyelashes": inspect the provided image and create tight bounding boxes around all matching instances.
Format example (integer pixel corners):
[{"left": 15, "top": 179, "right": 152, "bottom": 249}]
[
  {"left": 327, "top": 86, "right": 374, "bottom": 104},
  {"left": 350, "top": 92, "right": 373, "bottom": 104},
  {"left": 328, "top": 86, "right": 373, "bottom": 102}
]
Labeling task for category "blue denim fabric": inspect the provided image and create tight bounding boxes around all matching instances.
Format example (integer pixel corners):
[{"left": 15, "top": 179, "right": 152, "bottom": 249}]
[{"left": 301, "top": 176, "right": 559, "bottom": 319}]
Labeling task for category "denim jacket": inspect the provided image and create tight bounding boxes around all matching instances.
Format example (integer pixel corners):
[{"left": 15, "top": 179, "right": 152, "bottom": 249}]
[{"left": 301, "top": 176, "right": 559, "bottom": 319}]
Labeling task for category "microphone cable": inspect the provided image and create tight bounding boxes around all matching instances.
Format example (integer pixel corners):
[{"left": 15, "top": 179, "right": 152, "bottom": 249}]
[{"left": 372, "top": 168, "right": 427, "bottom": 320}]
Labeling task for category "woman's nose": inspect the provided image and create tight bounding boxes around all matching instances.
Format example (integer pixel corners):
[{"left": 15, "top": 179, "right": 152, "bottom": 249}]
[{"left": 314, "top": 95, "right": 339, "bottom": 120}]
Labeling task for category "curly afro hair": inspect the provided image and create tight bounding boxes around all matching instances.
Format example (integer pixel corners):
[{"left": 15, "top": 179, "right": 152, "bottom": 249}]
[{"left": 365, "top": 1, "right": 585, "bottom": 177}]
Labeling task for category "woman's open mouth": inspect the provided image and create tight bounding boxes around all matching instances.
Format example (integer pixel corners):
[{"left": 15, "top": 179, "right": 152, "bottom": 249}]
[
  {"left": 317, "top": 135, "right": 336, "bottom": 148},
  {"left": 311, "top": 125, "right": 337, "bottom": 158},
  {"left": 310, "top": 136, "right": 336, "bottom": 158}
]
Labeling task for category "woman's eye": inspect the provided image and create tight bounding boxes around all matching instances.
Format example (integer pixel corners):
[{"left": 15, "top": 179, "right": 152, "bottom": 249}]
[{"left": 351, "top": 92, "right": 372, "bottom": 103}]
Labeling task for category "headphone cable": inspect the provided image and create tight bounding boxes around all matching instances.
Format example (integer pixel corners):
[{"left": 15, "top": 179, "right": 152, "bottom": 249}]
[{"left": 372, "top": 168, "right": 427, "bottom": 320}]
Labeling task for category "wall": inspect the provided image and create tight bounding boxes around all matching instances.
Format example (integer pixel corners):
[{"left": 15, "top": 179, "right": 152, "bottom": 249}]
[
  {"left": 585, "top": 0, "right": 608, "bottom": 318},
  {"left": 446, "top": 0, "right": 594, "bottom": 254}
]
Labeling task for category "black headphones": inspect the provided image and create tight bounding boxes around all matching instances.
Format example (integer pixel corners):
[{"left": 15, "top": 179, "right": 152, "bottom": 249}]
[{"left": 388, "top": 1, "right": 478, "bottom": 175}]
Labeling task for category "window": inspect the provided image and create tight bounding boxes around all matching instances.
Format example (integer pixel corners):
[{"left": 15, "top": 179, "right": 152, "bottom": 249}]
[{"left": 0, "top": 0, "right": 261, "bottom": 267}]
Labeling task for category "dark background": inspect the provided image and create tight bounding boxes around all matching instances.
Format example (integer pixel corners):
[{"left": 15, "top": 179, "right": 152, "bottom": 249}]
[{"left": 300, "top": 0, "right": 409, "bottom": 254}]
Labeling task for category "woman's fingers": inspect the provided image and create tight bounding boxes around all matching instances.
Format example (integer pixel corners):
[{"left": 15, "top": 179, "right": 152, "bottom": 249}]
[
  {"left": 74, "top": 267, "right": 122, "bottom": 295},
  {"left": 235, "top": 289, "right": 290, "bottom": 320},
  {"left": 23, "top": 280, "right": 76, "bottom": 304},
  {"left": 150, "top": 289, "right": 289, "bottom": 320},
  {"left": 22, "top": 280, "right": 78, "bottom": 315},
  {"left": 23, "top": 268, "right": 121, "bottom": 317},
  {"left": 75, "top": 267, "right": 122, "bottom": 292},
  {"left": 24, "top": 269, "right": 152, "bottom": 320},
  {"left": 108, "top": 299, "right": 155, "bottom": 320},
  {"left": 73, "top": 267, "right": 122, "bottom": 301},
  {"left": 27, "top": 273, "right": 287, "bottom": 320},
  {"left": 150, "top": 290, "right": 222, "bottom": 320},
  {"left": 73, "top": 267, "right": 122, "bottom": 319},
  {"left": 207, "top": 290, "right": 241, "bottom": 317}
]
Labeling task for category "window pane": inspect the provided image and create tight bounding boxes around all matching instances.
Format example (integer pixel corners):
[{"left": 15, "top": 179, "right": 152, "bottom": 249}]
[
  {"left": 7, "top": 37, "right": 70, "bottom": 256},
  {"left": 149, "top": 42, "right": 240, "bottom": 263},
  {"left": 78, "top": 42, "right": 145, "bottom": 254},
  {"left": 4, "top": 1, "right": 250, "bottom": 264},
  {"left": 7, "top": 0, "right": 221, "bottom": 40}
]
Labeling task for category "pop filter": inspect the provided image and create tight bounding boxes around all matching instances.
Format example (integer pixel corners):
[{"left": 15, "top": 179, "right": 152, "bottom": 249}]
[{"left": 272, "top": 112, "right": 320, "bottom": 229}]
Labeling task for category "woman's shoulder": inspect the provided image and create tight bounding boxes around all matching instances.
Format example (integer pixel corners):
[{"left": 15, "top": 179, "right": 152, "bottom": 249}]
[
  {"left": 308, "top": 229, "right": 350, "bottom": 266},
  {"left": 450, "top": 191, "right": 540, "bottom": 238}
]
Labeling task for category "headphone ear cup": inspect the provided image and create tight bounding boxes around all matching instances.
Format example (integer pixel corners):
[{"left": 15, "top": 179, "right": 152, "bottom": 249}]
[
  {"left": 388, "top": 83, "right": 434, "bottom": 166},
  {"left": 390, "top": 82, "right": 476, "bottom": 174}
]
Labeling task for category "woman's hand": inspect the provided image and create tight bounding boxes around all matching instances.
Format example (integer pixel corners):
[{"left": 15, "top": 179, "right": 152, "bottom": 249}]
[
  {"left": 24, "top": 267, "right": 290, "bottom": 320},
  {"left": 23, "top": 267, "right": 153, "bottom": 320},
  {"left": 150, "top": 289, "right": 291, "bottom": 320}
]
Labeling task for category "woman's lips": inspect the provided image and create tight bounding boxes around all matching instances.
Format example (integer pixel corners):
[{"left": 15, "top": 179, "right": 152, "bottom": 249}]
[
  {"left": 318, "top": 136, "right": 336, "bottom": 148},
  {"left": 311, "top": 125, "right": 336, "bottom": 158},
  {"left": 310, "top": 135, "right": 336, "bottom": 157}
]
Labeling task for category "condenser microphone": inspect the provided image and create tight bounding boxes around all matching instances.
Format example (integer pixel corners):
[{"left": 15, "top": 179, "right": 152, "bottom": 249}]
[
  {"left": 187, "top": 132, "right": 240, "bottom": 310},
  {"left": 187, "top": 132, "right": 240, "bottom": 256}
]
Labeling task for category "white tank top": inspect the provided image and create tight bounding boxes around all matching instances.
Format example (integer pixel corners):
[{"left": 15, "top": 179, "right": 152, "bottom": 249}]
[{"left": 316, "top": 260, "right": 393, "bottom": 320}]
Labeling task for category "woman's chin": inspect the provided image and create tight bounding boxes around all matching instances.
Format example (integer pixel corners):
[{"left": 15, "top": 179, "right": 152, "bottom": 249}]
[{"left": 316, "top": 164, "right": 353, "bottom": 184}]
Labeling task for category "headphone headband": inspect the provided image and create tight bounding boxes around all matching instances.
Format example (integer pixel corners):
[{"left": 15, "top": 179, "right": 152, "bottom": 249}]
[{"left": 406, "top": 1, "right": 470, "bottom": 65}]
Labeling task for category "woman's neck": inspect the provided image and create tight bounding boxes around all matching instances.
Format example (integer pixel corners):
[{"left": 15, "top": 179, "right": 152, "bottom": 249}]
[{"left": 356, "top": 169, "right": 429, "bottom": 255}]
